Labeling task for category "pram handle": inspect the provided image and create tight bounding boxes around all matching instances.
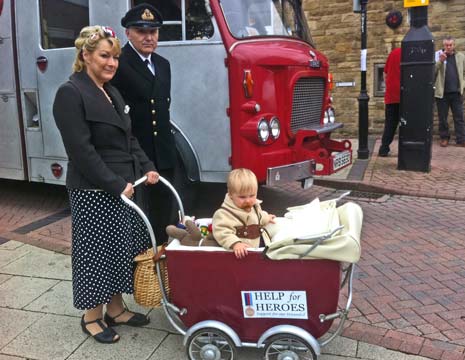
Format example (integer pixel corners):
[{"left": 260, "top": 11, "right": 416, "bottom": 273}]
[
  {"left": 121, "top": 177, "right": 187, "bottom": 335},
  {"left": 133, "top": 175, "right": 185, "bottom": 221},
  {"left": 121, "top": 175, "right": 186, "bottom": 249}
]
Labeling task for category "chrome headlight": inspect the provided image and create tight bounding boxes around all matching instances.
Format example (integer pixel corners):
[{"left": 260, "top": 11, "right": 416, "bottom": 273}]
[
  {"left": 323, "top": 111, "right": 329, "bottom": 124},
  {"left": 269, "top": 117, "right": 280, "bottom": 139},
  {"left": 328, "top": 108, "right": 336, "bottom": 123},
  {"left": 257, "top": 118, "right": 270, "bottom": 142}
]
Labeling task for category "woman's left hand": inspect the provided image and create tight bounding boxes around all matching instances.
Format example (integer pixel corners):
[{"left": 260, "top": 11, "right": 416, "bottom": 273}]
[{"left": 145, "top": 171, "right": 159, "bottom": 185}]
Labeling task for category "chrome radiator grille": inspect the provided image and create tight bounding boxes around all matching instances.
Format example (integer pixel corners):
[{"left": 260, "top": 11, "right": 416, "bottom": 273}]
[{"left": 290, "top": 77, "right": 325, "bottom": 133}]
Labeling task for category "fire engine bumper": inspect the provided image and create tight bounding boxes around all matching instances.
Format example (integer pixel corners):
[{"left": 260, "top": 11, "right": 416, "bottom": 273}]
[{"left": 266, "top": 160, "right": 315, "bottom": 187}]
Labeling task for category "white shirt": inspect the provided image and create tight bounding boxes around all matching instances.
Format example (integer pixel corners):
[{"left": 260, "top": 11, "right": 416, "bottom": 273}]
[{"left": 128, "top": 41, "right": 155, "bottom": 75}]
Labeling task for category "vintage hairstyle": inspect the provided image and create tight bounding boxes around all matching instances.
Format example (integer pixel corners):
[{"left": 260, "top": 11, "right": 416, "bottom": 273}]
[
  {"left": 227, "top": 168, "right": 258, "bottom": 195},
  {"left": 72, "top": 25, "right": 121, "bottom": 73}
]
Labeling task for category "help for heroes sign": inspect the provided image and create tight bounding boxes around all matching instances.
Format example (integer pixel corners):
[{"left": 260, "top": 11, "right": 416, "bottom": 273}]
[{"left": 241, "top": 291, "right": 308, "bottom": 319}]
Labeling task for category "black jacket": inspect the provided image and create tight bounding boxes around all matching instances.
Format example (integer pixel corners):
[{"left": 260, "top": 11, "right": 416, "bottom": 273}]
[
  {"left": 111, "top": 43, "right": 176, "bottom": 170},
  {"left": 53, "top": 71, "right": 156, "bottom": 197}
]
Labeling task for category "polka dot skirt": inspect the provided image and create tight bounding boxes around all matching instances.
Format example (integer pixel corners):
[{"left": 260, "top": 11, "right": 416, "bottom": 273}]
[{"left": 68, "top": 189, "right": 150, "bottom": 310}]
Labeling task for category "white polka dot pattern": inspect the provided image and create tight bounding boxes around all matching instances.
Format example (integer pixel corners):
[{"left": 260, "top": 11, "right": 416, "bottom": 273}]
[{"left": 68, "top": 189, "right": 150, "bottom": 310}]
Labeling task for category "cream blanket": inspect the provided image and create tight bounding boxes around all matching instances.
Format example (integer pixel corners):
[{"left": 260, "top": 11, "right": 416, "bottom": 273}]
[{"left": 264, "top": 198, "right": 363, "bottom": 263}]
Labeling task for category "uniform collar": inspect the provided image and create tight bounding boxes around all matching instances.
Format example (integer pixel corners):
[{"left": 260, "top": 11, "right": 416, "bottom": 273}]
[{"left": 128, "top": 41, "right": 152, "bottom": 63}]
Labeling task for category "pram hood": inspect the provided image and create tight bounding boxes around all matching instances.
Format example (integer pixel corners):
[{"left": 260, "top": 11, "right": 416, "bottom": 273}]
[{"left": 263, "top": 199, "right": 363, "bottom": 263}]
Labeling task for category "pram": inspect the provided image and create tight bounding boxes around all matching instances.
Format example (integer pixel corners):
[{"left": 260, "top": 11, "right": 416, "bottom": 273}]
[{"left": 122, "top": 177, "right": 363, "bottom": 360}]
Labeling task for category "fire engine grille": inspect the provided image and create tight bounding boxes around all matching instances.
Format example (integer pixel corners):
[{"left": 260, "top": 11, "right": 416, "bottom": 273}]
[{"left": 290, "top": 77, "right": 325, "bottom": 133}]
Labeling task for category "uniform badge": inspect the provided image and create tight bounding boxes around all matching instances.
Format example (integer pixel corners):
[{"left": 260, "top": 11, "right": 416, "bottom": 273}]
[
  {"left": 124, "top": 105, "right": 130, "bottom": 114},
  {"left": 141, "top": 9, "right": 154, "bottom": 21}
]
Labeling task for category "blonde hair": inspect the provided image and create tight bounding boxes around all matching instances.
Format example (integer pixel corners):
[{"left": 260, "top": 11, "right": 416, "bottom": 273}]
[
  {"left": 72, "top": 25, "right": 121, "bottom": 73},
  {"left": 227, "top": 168, "right": 258, "bottom": 195}
]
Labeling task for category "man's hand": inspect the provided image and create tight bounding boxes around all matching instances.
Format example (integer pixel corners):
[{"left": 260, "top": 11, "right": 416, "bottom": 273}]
[
  {"left": 439, "top": 51, "right": 447, "bottom": 63},
  {"left": 232, "top": 242, "right": 250, "bottom": 259}
]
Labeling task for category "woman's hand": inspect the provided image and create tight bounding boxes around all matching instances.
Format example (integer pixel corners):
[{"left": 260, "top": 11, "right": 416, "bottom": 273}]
[
  {"left": 145, "top": 171, "right": 159, "bottom": 185},
  {"left": 122, "top": 183, "right": 134, "bottom": 198},
  {"left": 268, "top": 214, "right": 276, "bottom": 224}
]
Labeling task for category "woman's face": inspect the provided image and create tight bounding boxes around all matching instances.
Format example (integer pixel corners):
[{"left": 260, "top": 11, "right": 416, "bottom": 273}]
[{"left": 83, "top": 40, "right": 119, "bottom": 86}]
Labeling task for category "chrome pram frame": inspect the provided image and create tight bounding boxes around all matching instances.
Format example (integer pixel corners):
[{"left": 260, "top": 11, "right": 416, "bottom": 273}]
[{"left": 122, "top": 177, "right": 356, "bottom": 359}]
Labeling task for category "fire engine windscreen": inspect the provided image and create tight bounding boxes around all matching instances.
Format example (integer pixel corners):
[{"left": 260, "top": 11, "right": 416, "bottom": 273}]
[{"left": 220, "top": 0, "right": 313, "bottom": 44}]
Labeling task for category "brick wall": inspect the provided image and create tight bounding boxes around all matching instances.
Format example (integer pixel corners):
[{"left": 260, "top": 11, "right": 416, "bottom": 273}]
[{"left": 303, "top": 0, "right": 465, "bottom": 136}]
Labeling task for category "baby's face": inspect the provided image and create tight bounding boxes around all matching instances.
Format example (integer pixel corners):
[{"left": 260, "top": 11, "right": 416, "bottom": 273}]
[{"left": 229, "top": 190, "right": 257, "bottom": 212}]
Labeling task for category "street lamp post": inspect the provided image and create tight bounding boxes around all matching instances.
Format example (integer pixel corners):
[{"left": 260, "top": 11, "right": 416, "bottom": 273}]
[{"left": 357, "top": 0, "right": 369, "bottom": 159}]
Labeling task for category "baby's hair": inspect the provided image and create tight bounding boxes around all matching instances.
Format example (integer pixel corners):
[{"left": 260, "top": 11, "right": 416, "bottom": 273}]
[{"left": 227, "top": 168, "right": 258, "bottom": 195}]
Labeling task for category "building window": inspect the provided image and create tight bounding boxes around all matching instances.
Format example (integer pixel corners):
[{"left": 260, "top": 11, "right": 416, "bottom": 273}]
[
  {"left": 374, "top": 63, "right": 385, "bottom": 97},
  {"left": 39, "top": 0, "right": 89, "bottom": 49}
]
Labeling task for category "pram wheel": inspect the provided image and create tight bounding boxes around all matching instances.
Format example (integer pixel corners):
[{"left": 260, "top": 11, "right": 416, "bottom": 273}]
[
  {"left": 186, "top": 327, "right": 237, "bottom": 360},
  {"left": 263, "top": 334, "right": 317, "bottom": 360}
]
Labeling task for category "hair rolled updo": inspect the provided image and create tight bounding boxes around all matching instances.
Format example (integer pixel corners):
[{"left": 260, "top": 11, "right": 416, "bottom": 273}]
[{"left": 72, "top": 25, "right": 121, "bottom": 73}]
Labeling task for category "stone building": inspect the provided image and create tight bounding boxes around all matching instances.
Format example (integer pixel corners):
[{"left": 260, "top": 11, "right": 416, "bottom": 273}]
[{"left": 304, "top": 0, "right": 465, "bottom": 136}]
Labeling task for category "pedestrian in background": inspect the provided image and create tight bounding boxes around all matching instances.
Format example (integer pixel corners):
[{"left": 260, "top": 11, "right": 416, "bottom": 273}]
[
  {"left": 112, "top": 3, "right": 178, "bottom": 244},
  {"left": 53, "top": 25, "right": 159, "bottom": 344},
  {"left": 379, "top": 47, "right": 401, "bottom": 157},
  {"left": 434, "top": 35, "right": 465, "bottom": 147}
]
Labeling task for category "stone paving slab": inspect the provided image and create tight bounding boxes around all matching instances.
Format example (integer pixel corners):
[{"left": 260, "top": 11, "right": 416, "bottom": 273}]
[
  {"left": 0, "top": 248, "right": 71, "bottom": 280},
  {"left": 0, "top": 308, "right": 44, "bottom": 349},
  {"left": 24, "top": 281, "right": 81, "bottom": 317},
  {"left": 68, "top": 326, "right": 166, "bottom": 360},
  {"left": 2, "top": 314, "right": 87, "bottom": 359},
  {"left": 0, "top": 276, "right": 59, "bottom": 309}
]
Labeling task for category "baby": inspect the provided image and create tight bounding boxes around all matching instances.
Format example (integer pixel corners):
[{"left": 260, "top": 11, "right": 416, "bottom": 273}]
[
  {"left": 212, "top": 168, "right": 275, "bottom": 258},
  {"left": 166, "top": 168, "right": 275, "bottom": 258}
]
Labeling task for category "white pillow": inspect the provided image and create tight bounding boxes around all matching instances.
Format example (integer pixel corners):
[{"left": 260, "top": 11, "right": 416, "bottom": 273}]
[{"left": 269, "top": 198, "right": 340, "bottom": 243}]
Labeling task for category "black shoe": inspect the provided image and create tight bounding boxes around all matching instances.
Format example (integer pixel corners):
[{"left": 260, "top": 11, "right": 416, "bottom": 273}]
[
  {"left": 104, "top": 309, "right": 150, "bottom": 327},
  {"left": 378, "top": 145, "right": 389, "bottom": 157},
  {"left": 81, "top": 315, "right": 119, "bottom": 344}
]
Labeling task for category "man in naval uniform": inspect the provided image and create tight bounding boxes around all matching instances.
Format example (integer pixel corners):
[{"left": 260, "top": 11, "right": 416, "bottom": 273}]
[{"left": 112, "top": 3, "right": 177, "bottom": 244}]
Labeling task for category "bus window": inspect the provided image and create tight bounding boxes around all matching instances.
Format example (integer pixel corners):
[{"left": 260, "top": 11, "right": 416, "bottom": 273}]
[
  {"left": 133, "top": 0, "right": 213, "bottom": 41},
  {"left": 39, "top": 0, "right": 89, "bottom": 49},
  {"left": 220, "top": 0, "right": 313, "bottom": 44}
]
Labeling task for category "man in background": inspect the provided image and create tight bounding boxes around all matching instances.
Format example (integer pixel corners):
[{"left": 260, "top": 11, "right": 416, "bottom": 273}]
[
  {"left": 379, "top": 47, "right": 401, "bottom": 157},
  {"left": 434, "top": 35, "right": 465, "bottom": 148}
]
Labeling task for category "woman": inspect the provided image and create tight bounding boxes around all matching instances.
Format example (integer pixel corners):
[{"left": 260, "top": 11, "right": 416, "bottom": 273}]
[{"left": 53, "top": 25, "right": 158, "bottom": 343}]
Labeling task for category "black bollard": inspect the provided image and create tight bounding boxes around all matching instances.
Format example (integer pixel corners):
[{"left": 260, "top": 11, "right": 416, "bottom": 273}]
[{"left": 398, "top": 6, "right": 434, "bottom": 172}]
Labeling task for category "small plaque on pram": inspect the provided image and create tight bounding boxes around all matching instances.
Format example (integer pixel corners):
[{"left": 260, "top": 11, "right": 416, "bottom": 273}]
[{"left": 241, "top": 291, "right": 308, "bottom": 319}]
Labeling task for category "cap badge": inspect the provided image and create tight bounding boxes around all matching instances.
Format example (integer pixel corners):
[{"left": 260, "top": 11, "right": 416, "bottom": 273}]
[{"left": 141, "top": 9, "right": 154, "bottom": 21}]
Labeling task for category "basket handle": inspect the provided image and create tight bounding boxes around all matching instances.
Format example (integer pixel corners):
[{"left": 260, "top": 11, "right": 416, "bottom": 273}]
[{"left": 152, "top": 243, "right": 167, "bottom": 262}]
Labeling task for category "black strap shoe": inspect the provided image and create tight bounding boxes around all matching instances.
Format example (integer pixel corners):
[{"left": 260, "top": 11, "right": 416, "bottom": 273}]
[
  {"left": 104, "top": 309, "right": 150, "bottom": 327},
  {"left": 81, "top": 315, "right": 119, "bottom": 343}
]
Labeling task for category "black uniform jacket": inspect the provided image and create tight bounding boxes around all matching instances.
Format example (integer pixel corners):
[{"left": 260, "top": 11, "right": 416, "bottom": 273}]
[
  {"left": 53, "top": 71, "right": 156, "bottom": 197},
  {"left": 111, "top": 43, "right": 176, "bottom": 170}
]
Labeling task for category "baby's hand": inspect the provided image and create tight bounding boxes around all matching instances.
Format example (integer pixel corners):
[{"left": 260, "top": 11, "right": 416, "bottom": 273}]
[
  {"left": 232, "top": 242, "right": 250, "bottom": 259},
  {"left": 268, "top": 214, "right": 276, "bottom": 224}
]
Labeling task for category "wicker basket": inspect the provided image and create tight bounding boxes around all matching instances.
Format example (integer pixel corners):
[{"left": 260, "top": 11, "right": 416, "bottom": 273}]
[{"left": 134, "top": 245, "right": 170, "bottom": 307}]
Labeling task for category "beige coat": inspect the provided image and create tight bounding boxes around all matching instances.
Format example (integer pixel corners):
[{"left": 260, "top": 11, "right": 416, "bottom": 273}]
[
  {"left": 212, "top": 194, "right": 271, "bottom": 250},
  {"left": 434, "top": 51, "right": 465, "bottom": 98}
]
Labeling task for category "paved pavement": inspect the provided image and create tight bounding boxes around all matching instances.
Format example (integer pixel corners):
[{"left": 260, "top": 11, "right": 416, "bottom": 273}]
[{"left": 0, "top": 137, "right": 464, "bottom": 359}]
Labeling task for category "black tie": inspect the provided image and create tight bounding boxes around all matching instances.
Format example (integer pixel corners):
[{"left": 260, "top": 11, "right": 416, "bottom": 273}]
[{"left": 144, "top": 59, "right": 154, "bottom": 75}]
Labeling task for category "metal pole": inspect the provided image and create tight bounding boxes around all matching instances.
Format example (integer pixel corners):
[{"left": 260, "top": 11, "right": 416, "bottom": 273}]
[{"left": 357, "top": 0, "right": 369, "bottom": 159}]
